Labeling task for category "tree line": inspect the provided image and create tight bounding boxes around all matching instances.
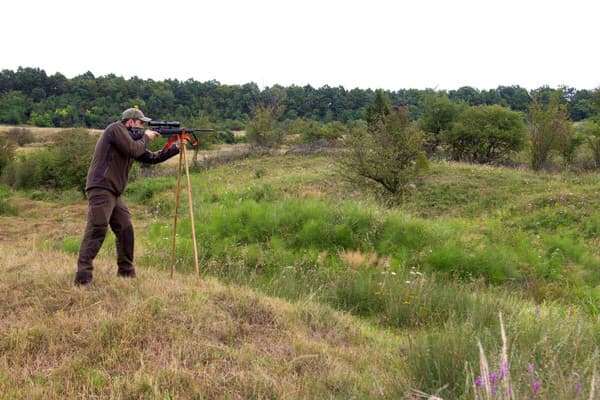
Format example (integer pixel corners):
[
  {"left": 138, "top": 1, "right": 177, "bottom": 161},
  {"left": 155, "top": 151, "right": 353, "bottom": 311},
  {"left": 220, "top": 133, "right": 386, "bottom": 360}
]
[{"left": 0, "top": 67, "right": 598, "bottom": 129}]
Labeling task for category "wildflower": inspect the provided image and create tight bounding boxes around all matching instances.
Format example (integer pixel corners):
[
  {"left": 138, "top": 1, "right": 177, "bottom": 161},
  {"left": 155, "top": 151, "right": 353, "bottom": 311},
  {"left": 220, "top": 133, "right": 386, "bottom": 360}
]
[
  {"left": 475, "top": 376, "right": 483, "bottom": 387},
  {"left": 528, "top": 363, "right": 535, "bottom": 375},
  {"left": 573, "top": 372, "right": 582, "bottom": 396},
  {"left": 533, "top": 380, "right": 541, "bottom": 398},
  {"left": 402, "top": 300, "right": 410, "bottom": 305},
  {"left": 490, "top": 373, "right": 498, "bottom": 385},
  {"left": 499, "top": 361, "right": 509, "bottom": 379}
]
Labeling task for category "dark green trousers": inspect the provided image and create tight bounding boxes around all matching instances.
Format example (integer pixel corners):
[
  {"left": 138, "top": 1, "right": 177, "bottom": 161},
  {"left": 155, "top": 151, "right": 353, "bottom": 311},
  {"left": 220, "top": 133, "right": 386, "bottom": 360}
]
[{"left": 75, "top": 188, "right": 135, "bottom": 284}]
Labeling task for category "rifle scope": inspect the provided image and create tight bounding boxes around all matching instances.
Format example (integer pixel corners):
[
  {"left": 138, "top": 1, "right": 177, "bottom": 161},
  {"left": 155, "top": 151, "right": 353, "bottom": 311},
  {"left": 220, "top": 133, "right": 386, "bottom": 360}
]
[{"left": 149, "top": 120, "right": 181, "bottom": 127}]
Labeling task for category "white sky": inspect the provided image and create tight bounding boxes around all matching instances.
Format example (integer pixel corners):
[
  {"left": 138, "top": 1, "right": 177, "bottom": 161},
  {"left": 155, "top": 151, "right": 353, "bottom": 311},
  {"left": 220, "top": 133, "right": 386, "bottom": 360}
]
[{"left": 2, "top": 0, "right": 599, "bottom": 91}]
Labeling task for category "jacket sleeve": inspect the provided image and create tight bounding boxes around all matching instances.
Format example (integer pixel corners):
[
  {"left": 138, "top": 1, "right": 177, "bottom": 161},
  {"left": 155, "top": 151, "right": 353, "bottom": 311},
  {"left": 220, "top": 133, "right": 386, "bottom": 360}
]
[
  {"left": 109, "top": 125, "right": 149, "bottom": 158},
  {"left": 135, "top": 144, "right": 180, "bottom": 164}
]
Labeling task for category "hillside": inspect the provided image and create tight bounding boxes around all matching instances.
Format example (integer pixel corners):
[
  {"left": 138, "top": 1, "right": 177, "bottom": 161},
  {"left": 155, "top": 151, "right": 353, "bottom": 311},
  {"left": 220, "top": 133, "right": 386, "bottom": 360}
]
[
  {"left": 2, "top": 154, "right": 599, "bottom": 399},
  {"left": 0, "top": 199, "right": 407, "bottom": 399}
]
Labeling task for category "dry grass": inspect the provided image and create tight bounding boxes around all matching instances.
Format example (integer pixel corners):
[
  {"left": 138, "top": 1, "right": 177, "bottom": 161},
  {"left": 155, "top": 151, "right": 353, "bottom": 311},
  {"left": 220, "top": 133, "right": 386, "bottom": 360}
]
[
  {"left": 0, "top": 197, "right": 408, "bottom": 399},
  {"left": 0, "top": 124, "right": 103, "bottom": 141}
]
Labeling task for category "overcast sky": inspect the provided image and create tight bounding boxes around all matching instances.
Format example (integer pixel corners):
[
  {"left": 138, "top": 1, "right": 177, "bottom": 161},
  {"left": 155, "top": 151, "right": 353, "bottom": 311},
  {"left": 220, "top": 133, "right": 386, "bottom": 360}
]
[{"left": 3, "top": 0, "right": 599, "bottom": 91}]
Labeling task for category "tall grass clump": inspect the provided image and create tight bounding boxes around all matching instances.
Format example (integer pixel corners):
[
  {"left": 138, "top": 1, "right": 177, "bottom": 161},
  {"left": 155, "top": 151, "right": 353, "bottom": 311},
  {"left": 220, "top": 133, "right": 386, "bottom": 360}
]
[
  {"left": 0, "top": 184, "right": 18, "bottom": 215},
  {"left": 139, "top": 181, "right": 600, "bottom": 318},
  {"left": 408, "top": 308, "right": 600, "bottom": 398}
]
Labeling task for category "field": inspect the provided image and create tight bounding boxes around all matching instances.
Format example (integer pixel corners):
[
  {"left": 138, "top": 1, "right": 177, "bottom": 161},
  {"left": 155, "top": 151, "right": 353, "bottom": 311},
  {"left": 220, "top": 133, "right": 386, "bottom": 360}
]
[{"left": 1, "top": 151, "right": 599, "bottom": 399}]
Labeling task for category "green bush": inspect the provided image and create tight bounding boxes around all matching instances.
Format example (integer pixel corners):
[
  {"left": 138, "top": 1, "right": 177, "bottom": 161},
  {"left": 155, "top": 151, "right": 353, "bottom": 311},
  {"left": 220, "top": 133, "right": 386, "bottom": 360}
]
[
  {"left": 0, "top": 184, "right": 18, "bottom": 215},
  {"left": 7, "top": 128, "right": 96, "bottom": 193},
  {"left": 443, "top": 105, "right": 526, "bottom": 164},
  {"left": 0, "top": 133, "right": 17, "bottom": 177},
  {"left": 339, "top": 105, "right": 427, "bottom": 196}
]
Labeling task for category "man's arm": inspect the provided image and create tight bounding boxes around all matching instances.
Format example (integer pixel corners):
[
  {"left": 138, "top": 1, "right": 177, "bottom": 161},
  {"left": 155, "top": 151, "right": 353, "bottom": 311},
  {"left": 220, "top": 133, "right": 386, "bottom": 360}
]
[
  {"left": 109, "top": 125, "right": 153, "bottom": 158},
  {"left": 135, "top": 143, "right": 181, "bottom": 164}
]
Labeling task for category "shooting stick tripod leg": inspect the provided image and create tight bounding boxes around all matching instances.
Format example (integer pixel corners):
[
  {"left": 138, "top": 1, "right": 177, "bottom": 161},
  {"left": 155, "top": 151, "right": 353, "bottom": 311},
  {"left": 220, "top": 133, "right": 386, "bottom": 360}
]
[
  {"left": 170, "top": 147, "right": 184, "bottom": 278},
  {"left": 181, "top": 141, "right": 200, "bottom": 279}
]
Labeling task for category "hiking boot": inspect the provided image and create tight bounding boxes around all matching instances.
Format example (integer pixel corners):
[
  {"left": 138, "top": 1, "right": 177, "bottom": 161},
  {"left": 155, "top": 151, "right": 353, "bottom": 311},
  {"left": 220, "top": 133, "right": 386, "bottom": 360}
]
[
  {"left": 74, "top": 271, "right": 92, "bottom": 286},
  {"left": 117, "top": 269, "right": 136, "bottom": 278}
]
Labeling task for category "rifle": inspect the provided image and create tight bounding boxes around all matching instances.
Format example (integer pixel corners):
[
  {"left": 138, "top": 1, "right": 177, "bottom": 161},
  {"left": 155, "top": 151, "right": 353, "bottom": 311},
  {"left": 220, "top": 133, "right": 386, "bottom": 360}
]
[{"left": 148, "top": 120, "right": 214, "bottom": 148}]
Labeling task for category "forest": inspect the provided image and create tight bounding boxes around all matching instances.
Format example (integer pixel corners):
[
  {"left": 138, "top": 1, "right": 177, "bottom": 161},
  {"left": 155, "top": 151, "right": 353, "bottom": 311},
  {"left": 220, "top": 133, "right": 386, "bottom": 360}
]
[{"left": 0, "top": 66, "right": 597, "bottom": 129}]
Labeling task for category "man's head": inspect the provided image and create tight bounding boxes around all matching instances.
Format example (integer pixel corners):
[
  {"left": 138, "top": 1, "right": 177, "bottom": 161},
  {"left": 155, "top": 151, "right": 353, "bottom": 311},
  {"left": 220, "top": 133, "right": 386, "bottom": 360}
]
[{"left": 121, "top": 108, "right": 151, "bottom": 128}]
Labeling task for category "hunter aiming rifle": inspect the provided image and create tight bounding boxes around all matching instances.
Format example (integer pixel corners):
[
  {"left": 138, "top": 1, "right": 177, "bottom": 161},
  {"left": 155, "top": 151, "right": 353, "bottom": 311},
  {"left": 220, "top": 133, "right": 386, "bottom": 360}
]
[{"left": 149, "top": 120, "right": 214, "bottom": 279}]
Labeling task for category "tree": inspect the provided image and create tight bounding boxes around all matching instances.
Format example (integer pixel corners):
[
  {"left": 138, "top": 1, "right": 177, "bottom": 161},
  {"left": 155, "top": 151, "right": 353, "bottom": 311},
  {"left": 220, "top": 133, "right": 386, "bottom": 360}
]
[
  {"left": 496, "top": 85, "right": 531, "bottom": 112},
  {"left": 443, "top": 105, "right": 526, "bottom": 164},
  {"left": 567, "top": 89, "right": 596, "bottom": 121},
  {"left": 580, "top": 120, "right": 600, "bottom": 168},
  {"left": 528, "top": 91, "right": 571, "bottom": 171},
  {"left": 246, "top": 104, "right": 284, "bottom": 147},
  {"left": 0, "top": 91, "right": 32, "bottom": 124},
  {"left": 419, "top": 93, "right": 464, "bottom": 154},
  {"left": 365, "top": 89, "right": 390, "bottom": 129},
  {"left": 340, "top": 101, "right": 426, "bottom": 197},
  {"left": 449, "top": 86, "right": 483, "bottom": 106}
]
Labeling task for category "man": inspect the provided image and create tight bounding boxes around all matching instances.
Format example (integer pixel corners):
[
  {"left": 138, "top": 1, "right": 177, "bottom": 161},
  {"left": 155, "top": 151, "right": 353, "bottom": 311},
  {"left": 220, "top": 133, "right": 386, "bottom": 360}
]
[{"left": 74, "top": 107, "right": 183, "bottom": 285}]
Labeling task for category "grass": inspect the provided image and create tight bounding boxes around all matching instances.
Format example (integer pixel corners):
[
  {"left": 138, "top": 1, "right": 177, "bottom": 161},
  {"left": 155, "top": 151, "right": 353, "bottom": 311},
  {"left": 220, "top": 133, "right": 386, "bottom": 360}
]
[
  {"left": 3, "top": 153, "right": 600, "bottom": 398},
  {"left": 0, "top": 243, "right": 407, "bottom": 399}
]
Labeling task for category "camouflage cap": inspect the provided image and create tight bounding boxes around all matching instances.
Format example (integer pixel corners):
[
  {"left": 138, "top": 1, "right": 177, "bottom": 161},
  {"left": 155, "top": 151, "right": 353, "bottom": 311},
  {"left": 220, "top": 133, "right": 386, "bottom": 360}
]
[{"left": 121, "top": 107, "right": 151, "bottom": 122}]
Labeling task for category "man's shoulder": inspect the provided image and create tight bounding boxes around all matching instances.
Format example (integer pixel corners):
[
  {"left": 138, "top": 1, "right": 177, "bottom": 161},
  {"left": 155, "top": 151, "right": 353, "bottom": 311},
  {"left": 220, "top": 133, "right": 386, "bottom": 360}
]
[{"left": 104, "top": 121, "right": 125, "bottom": 134}]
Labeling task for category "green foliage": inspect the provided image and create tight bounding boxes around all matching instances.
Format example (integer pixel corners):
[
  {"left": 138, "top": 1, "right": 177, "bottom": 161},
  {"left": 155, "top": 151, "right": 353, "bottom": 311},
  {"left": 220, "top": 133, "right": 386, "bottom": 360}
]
[
  {"left": 580, "top": 119, "right": 600, "bottom": 167},
  {"left": 0, "top": 184, "right": 18, "bottom": 215},
  {"left": 28, "top": 112, "right": 52, "bottom": 128},
  {"left": 0, "top": 133, "right": 17, "bottom": 177},
  {"left": 340, "top": 104, "right": 427, "bottom": 196},
  {"left": 365, "top": 89, "right": 390, "bottom": 128},
  {"left": 443, "top": 105, "right": 526, "bottom": 164},
  {"left": 284, "top": 118, "right": 346, "bottom": 143},
  {"left": 5, "top": 129, "right": 96, "bottom": 193},
  {"left": 419, "top": 92, "right": 464, "bottom": 153},
  {"left": 246, "top": 105, "right": 284, "bottom": 147},
  {"left": 0, "top": 91, "right": 32, "bottom": 124},
  {"left": 0, "top": 67, "right": 598, "bottom": 131},
  {"left": 529, "top": 91, "right": 571, "bottom": 171}
]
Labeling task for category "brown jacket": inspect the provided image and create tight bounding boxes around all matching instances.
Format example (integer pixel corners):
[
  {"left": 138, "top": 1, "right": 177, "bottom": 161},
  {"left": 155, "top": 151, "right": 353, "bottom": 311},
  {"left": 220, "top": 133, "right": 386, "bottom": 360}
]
[{"left": 85, "top": 121, "right": 179, "bottom": 195}]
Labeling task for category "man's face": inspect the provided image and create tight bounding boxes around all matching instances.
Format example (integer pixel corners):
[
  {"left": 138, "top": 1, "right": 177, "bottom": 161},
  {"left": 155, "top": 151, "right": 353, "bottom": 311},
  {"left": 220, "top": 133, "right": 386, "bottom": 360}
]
[{"left": 126, "top": 119, "right": 144, "bottom": 129}]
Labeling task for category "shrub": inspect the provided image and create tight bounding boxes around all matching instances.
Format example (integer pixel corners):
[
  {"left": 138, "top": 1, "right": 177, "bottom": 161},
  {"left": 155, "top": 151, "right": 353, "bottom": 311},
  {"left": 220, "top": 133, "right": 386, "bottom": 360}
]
[
  {"left": 246, "top": 105, "right": 284, "bottom": 147},
  {"left": 443, "top": 105, "right": 526, "bottom": 164},
  {"left": 0, "top": 184, "right": 18, "bottom": 215},
  {"left": 339, "top": 105, "right": 427, "bottom": 196},
  {"left": 529, "top": 91, "right": 571, "bottom": 171},
  {"left": 419, "top": 93, "right": 464, "bottom": 155},
  {"left": 8, "top": 128, "right": 96, "bottom": 193},
  {"left": 0, "top": 133, "right": 17, "bottom": 177},
  {"left": 6, "top": 128, "right": 34, "bottom": 146},
  {"left": 580, "top": 119, "right": 600, "bottom": 168}
]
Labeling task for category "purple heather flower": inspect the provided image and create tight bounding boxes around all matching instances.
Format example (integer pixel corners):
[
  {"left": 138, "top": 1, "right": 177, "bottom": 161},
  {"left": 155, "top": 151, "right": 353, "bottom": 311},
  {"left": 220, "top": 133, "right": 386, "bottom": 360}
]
[
  {"left": 499, "top": 362, "right": 509, "bottom": 379},
  {"left": 533, "top": 380, "right": 541, "bottom": 398},
  {"left": 575, "top": 381, "right": 582, "bottom": 396},
  {"left": 490, "top": 373, "right": 498, "bottom": 385},
  {"left": 528, "top": 363, "right": 535, "bottom": 375},
  {"left": 475, "top": 376, "right": 483, "bottom": 387}
]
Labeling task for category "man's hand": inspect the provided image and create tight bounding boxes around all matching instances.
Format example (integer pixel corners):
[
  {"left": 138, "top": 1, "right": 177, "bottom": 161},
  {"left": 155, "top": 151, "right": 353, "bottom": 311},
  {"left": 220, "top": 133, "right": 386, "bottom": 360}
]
[
  {"left": 175, "top": 137, "right": 189, "bottom": 149},
  {"left": 144, "top": 130, "right": 159, "bottom": 140}
]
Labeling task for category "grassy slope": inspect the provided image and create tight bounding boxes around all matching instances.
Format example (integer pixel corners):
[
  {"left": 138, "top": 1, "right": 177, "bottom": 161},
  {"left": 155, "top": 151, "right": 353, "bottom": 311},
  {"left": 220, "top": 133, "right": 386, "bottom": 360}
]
[
  {"left": 2, "top": 154, "right": 600, "bottom": 399},
  {"left": 0, "top": 197, "right": 406, "bottom": 399}
]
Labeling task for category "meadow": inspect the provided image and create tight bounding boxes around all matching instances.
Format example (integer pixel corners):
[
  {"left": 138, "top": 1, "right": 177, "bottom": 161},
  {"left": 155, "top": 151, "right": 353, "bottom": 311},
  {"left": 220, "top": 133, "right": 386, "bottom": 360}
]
[{"left": 1, "top": 151, "right": 599, "bottom": 399}]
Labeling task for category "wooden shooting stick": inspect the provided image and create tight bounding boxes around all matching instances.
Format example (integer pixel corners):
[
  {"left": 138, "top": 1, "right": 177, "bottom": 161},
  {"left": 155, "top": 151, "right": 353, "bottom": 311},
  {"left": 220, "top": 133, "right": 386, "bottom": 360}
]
[{"left": 170, "top": 135, "right": 200, "bottom": 279}]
